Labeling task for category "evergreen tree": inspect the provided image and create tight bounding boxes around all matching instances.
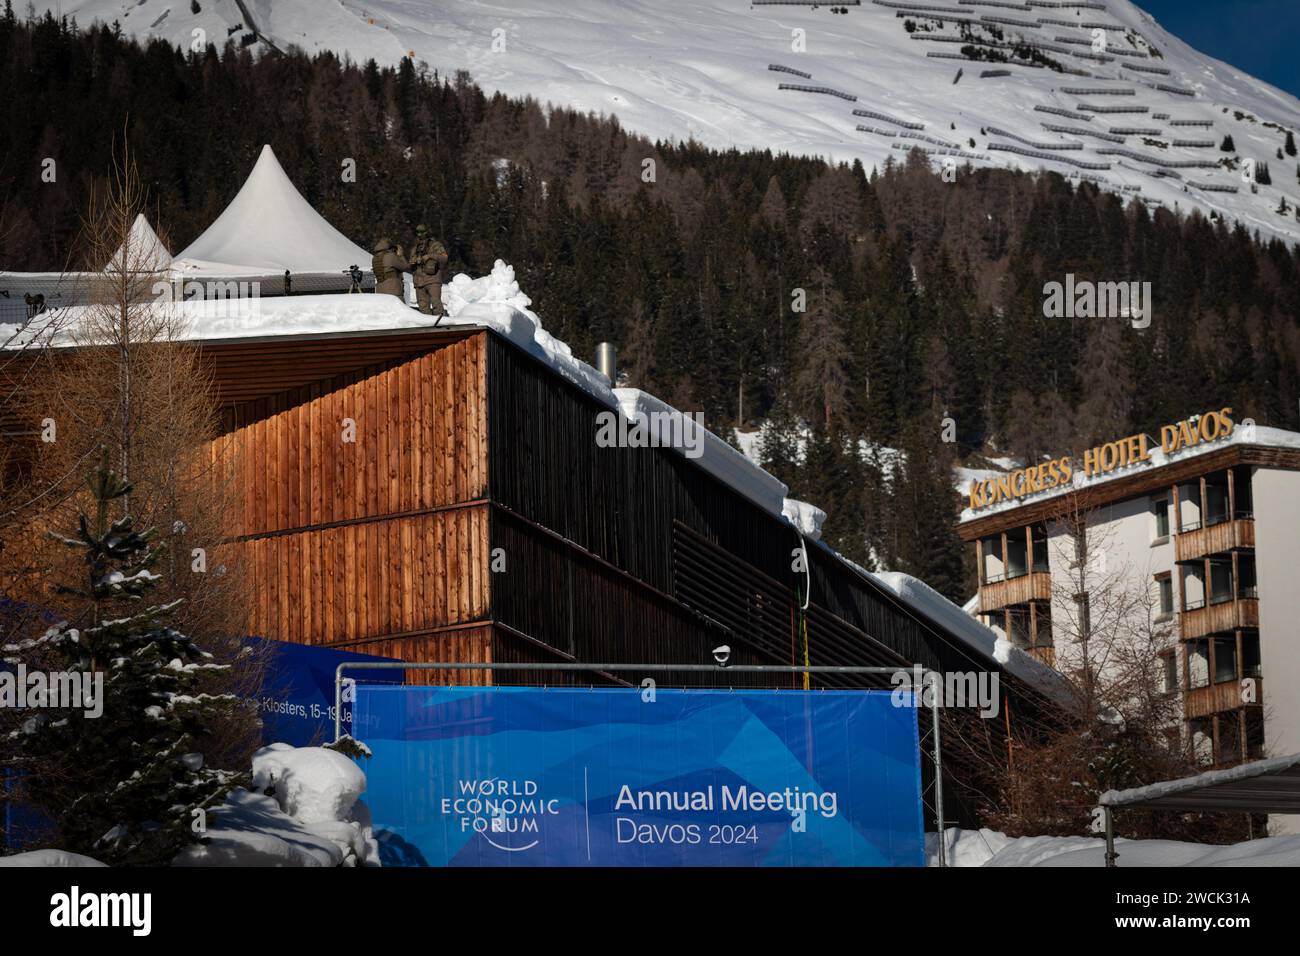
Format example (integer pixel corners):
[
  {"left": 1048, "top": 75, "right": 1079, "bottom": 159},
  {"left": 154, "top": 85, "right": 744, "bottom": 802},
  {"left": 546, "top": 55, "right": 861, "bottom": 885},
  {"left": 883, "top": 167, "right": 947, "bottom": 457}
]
[
  {"left": 10, "top": 452, "right": 246, "bottom": 865},
  {"left": 888, "top": 420, "right": 965, "bottom": 601},
  {"left": 1286, "top": 130, "right": 1296, "bottom": 157},
  {"left": 1220, "top": 135, "right": 1236, "bottom": 152}
]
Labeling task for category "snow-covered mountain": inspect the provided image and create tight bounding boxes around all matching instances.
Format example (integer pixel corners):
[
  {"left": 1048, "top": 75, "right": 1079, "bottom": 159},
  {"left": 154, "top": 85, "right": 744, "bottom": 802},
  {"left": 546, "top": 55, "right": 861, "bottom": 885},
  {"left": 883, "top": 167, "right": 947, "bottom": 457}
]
[{"left": 50, "top": 0, "right": 1300, "bottom": 242}]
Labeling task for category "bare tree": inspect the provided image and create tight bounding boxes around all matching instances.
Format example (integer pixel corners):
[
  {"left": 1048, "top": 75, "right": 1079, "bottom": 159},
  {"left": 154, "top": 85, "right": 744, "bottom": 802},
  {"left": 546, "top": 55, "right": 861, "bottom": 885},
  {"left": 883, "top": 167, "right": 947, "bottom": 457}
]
[{"left": 2, "top": 145, "right": 264, "bottom": 817}]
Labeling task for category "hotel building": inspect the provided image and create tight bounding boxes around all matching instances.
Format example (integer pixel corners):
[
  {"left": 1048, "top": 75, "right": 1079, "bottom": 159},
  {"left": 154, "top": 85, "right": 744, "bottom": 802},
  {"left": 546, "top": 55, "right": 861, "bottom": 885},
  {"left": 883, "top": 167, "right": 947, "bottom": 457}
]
[{"left": 959, "top": 412, "right": 1300, "bottom": 830}]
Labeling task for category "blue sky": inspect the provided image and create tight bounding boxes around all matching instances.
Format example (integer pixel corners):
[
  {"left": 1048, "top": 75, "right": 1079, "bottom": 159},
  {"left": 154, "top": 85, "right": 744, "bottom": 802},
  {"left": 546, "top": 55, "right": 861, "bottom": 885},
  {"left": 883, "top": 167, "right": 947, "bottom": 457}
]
[{"left": 1138, "top": 1, "right": 1300, "bottom": 99}]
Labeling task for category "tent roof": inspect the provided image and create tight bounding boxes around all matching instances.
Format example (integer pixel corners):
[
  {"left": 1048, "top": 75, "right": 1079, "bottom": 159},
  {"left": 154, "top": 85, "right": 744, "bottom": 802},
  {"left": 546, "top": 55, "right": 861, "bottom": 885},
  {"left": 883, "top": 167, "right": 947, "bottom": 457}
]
[
  {"left": 106, "top": 214, "right": 172, "bottom": 273},
  {"left": 1100, "top": 753, "right": 1300, "bottom": 814},
  {"left": 173, "top": 145, "right": 370, "bottom": 276}
]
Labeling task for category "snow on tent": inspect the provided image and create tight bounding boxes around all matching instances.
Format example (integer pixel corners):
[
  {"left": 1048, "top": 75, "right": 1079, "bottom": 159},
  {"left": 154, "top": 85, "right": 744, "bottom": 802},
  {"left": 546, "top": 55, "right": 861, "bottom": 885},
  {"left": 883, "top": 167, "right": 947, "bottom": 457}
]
[
  {"left": 171, "top": 145, "right": 370, "bottom": 279},
  {"left": 105, "top": 214, "right": 172, "bottom": 274}
]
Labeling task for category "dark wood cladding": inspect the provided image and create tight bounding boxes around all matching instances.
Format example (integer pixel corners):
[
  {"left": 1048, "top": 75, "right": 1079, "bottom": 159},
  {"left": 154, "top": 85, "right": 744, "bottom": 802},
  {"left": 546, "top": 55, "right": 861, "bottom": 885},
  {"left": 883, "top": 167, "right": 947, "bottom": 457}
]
[
  {"left": 978, "top": 571, "right": 1052, "bottom": 611},
  {"left": 485, "top": 335, "right": 1042, "bottom": 692},
  {"left": 1175, "top": 518, "right": 1255, "bottom": 563},
  {"left": 959, "top": 445, "right": 1300, "bottom": 540},
  {"left": 1181, "top": 598, "right": 1259, "bottom": 639}
]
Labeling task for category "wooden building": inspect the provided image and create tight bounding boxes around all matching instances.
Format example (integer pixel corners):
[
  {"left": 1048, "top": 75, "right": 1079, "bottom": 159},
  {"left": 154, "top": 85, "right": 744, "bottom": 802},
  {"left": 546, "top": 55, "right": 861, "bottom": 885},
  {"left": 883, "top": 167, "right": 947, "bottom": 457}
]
[{"left": 204, "top": 323, "right": 1064, "bottom": 709}]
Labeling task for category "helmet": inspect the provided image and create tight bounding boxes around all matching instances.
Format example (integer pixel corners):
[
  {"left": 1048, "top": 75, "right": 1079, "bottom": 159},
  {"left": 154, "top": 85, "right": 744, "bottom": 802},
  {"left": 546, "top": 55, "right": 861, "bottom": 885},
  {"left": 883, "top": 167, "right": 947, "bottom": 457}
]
[
  {"left": 372, "top": 237, "right": 392, "bottom": 253},
  {"left": 415, "top": 224, "right": 428, "bottom": 235}
]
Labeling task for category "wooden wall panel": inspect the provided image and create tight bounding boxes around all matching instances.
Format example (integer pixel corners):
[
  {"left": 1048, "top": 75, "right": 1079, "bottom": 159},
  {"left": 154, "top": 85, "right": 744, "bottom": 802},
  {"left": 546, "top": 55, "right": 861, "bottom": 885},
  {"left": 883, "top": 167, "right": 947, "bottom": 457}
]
[
  {"left": 239, "top": 505, "right": 490, "bottom": 647},
  {"left": 214, "top": 334, "right": 487, "bottom": 538},
  {"left": 329, "top": 625, "right": 494, "bottom": 686}
]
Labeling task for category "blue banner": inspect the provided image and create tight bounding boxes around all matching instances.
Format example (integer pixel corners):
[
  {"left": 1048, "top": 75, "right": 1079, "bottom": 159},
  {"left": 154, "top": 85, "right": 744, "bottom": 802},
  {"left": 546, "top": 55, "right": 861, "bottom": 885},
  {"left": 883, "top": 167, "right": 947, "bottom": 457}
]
[
  {"left": 354, "top": 686, "right": 924, "bottom": 867},
  {"left": 244, "top": 637, "right": 401, "bottom": 746}
]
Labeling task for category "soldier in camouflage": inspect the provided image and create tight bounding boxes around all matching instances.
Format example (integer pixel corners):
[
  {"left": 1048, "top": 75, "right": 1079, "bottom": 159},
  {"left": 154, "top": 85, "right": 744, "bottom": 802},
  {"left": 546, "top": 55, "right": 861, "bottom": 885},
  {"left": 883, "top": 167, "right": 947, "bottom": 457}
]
[
  {"left": 371, "top": 237, "right": 410, "bottom": 299},
  {"left": 409, "top": 224, "right": 449, "bottom": 316}
]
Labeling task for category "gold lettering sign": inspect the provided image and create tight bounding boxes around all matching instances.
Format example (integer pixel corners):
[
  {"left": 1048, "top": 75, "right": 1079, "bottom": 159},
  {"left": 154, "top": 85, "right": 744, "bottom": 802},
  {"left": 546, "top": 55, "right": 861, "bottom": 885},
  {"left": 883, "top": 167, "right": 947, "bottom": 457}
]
[{"left": 967, "top": 407, "right": 1234, "bottom": 511}]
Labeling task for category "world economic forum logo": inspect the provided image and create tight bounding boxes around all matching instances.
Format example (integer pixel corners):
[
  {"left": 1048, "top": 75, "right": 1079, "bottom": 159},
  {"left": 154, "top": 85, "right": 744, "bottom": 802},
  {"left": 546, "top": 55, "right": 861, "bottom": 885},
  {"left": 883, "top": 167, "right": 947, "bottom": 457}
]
[{"left": 441, "top": 779, "right": 562, "bottom": 852}]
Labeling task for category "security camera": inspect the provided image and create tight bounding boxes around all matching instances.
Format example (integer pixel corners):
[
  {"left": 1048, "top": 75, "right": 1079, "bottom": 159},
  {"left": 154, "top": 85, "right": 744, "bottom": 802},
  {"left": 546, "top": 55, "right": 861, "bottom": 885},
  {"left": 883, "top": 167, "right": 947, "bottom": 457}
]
[{"left": 712, "top": 645, "right": 731, "bottom": 667}]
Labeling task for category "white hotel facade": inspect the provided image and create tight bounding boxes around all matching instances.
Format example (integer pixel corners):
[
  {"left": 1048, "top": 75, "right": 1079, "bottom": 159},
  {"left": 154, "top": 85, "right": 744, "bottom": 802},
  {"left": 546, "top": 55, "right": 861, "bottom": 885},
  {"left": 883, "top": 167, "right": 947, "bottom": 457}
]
[{"left": 959, "top": 413, "right": 1300, "bottom": 830}]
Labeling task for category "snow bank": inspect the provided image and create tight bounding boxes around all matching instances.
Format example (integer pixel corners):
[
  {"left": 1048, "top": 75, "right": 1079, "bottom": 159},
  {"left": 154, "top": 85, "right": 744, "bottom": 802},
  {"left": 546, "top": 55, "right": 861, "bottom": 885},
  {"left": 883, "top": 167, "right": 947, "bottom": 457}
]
[
  {"left": 441, "top": 260, "right": 618, "bottom": 406},
  {"left": 250, "top": 742, "right": 366, "bottom": 825},
  {"left": 782, "top": 498, "right": 826, "bottom": 540},
  {"left": 176, "top": 746, "right": 378, "bottom": 867},
  {"left": 0, "top": 849, "right": 107, "bottom": 867},
  {"left": 930, "top": 827, "right": 1300, "bottom": 867}
]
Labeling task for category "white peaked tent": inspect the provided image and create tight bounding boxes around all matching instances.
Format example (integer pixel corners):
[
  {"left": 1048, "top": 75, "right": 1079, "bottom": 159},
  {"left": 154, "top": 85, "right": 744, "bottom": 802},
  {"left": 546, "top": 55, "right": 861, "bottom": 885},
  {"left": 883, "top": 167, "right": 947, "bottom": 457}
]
[
  {"left": 172, "top": 145, "right": 370, "bottom": 276},
  {"left": 106, "top": 214, "right": 173, "bottom": 274}
]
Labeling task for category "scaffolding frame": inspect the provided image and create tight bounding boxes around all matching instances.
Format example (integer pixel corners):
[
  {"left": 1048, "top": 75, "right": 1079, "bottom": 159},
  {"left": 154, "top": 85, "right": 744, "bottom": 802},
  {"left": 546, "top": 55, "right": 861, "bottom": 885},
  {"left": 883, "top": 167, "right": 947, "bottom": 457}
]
[{"left": 333, "top": 660, "right": 948, "bottom": 866}]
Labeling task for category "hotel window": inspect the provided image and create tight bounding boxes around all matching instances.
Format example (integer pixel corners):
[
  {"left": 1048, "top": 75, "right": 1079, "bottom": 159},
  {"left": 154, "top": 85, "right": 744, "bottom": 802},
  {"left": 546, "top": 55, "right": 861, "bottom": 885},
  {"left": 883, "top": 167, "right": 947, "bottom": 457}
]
[
  {"left": 1212, "top": 635, "right": 1237, "bottom": 684},
  {"left": 1204, "top": 474, "right": 1229, "bottom": 527},
  {"left": 1246, "top": 711, "right": 1266, "bottom": 759},
  {"left": 1160, "top": 649, "right": 1179, "bottom": 694},
  {"left": 1005, "top": 532, "right": 1028, "bottom": 579},
  {"left": 1189, "top": 718, "right": 1214, "bottom": 765},
  {"left": 1233, "top": 466, "right": 1254, "bottom": 519},
  {"left": 1151, "top": 497, "right": 1170, "bottom": 541},
  {"left": 1178, "top": 482, "right": 1202, "bottom": 532},
  {"left": 1219, "top": 715, "right": 1243, "bottom": 764},
  {"left": 1182, "top": 566, "right": 1205, "bottom": 611},
  {"left": 1187, "top": 640, "right": 1210, "bottom": 689},
  {"left": 1238, "top": 555, "right": 1257, "bottom": 599},
  {"left": 1007, "top": 607, "right": 1032, "bottom": 649},
  {"left": 1030, "top": 524, "right": 1049, "bottom": 572},
  {"left": 1242, "top": 634, "right": 1262, "bottom": 679},
  {"left": 981, "top": 536, "right": 1004, "bottom": 583},
  {"left": 1034, "top": 604, "right": 1053, "bottom": 648},
  {"left": 1208, "top": 559, "right": 1233, "bottom": 605},
  {"left": 1156, "top": 574, "right": 1173, "bottom": 618}
]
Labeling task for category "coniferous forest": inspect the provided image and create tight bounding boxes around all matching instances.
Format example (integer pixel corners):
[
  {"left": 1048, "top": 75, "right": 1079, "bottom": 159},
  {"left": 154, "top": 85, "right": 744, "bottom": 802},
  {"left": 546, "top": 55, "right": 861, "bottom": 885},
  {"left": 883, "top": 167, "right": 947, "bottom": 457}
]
[{"left": 3, "top": 8, "right": 1299, "bottom": 599}]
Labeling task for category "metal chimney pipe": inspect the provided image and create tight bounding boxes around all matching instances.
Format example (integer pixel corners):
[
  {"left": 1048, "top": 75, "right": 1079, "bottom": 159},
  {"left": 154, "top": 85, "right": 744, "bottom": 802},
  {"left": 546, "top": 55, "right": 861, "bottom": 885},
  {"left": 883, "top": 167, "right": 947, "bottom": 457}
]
[{"left": 595, "top": 342, "right": 617, "bottom": 384}]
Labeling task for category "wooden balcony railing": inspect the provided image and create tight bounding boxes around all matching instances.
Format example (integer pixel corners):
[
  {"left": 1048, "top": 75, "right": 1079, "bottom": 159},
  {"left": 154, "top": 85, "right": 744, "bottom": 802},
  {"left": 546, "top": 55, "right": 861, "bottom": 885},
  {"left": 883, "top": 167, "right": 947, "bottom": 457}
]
[
  {"left": 1175, "top": 517, "right": 1254, "bottom": 562},
  {"left": 978, "top": 570, "right": 1052, "bottom": 611},
  {"left": 1180, "top": 597, "right": 1259, "bottom": 639},
  {"left": 1184, "top": 678, "right": 1261, "bottom": 719}
]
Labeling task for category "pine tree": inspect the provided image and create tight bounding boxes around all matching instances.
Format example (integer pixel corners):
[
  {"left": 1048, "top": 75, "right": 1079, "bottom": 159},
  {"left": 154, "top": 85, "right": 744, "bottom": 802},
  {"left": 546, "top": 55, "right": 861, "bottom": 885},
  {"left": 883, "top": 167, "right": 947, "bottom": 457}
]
[
  {"left": 10, "top": 451, "right": 246, "bottom": 865},
  {"left": 1286, "top": 130, "right": 1296, "bottom": 157},
  {"left": 1220, "top": 135, "right": 1235, "bottom": 152}
]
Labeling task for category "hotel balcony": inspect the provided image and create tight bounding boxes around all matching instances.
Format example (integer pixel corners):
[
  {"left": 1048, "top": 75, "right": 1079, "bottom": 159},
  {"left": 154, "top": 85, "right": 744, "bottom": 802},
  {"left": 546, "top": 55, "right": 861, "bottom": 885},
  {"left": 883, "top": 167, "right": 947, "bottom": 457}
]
[
  {"left": 978, "top": 570, "right": 1052, "bottom": 612},
  {"left": 1184, "top": 678, "right": 1262, "bottom": 720},
  {"left": 1179, "top": 595, "right": 1259, "bottom": 639},
  {"left": 1175, "top": 516, "right": 1254, "bottom": 563}
]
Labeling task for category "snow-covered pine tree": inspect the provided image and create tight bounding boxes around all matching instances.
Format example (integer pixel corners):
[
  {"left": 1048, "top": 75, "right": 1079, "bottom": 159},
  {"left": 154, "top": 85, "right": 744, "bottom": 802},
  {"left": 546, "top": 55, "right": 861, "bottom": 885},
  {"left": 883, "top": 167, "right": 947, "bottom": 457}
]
[{"left": 9, "top": 451, "right": 246, "bottom": 865}]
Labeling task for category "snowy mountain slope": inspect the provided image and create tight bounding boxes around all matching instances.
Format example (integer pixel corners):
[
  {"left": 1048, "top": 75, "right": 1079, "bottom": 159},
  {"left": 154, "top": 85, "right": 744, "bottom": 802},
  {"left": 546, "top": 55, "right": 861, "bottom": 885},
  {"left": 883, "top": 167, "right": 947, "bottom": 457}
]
[{"left": 49, "top": 0, "right": 1300, "bottom": 243}]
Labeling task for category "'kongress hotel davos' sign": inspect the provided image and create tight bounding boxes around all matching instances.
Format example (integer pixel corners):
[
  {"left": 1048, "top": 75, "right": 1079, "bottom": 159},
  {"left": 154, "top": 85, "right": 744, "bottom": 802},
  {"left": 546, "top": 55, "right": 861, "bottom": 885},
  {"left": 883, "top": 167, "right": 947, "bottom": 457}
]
[{"left": 967, "top": 407, "right": 1237, "bottom": 512}]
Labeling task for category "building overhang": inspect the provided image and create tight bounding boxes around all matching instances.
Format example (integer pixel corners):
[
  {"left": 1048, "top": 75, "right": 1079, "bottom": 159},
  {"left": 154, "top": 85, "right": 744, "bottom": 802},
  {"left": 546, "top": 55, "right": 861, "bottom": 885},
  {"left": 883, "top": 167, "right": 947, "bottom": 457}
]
[{"left": 958, "top": 444, "right": 1300, "bottom": 541}]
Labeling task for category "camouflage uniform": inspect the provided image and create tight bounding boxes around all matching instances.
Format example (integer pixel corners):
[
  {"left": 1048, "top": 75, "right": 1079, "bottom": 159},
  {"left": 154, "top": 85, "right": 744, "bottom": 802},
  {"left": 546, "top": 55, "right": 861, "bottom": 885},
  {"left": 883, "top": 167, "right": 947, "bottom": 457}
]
[
  {"left": 409, "top": 225, "right": 449, "bottom": 316},
  {"left": 371, "top": 237, "right": 410, "bottom": 299}
]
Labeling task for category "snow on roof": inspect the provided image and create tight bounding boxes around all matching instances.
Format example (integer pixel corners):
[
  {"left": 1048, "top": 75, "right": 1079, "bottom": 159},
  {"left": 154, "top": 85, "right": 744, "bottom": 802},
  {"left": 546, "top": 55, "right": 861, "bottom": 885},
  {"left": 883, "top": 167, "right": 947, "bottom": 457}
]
[
  {"left": 870, "top": 569, "right": 1077, "bottom": 706},
  {"left": 613, "top": 387, "right": 789, "bottom": 514},
  {"left": 960, "top": 423, "right": 1300, "bottom": 523},
  {"left": 7, "top": 256, "right": 1059, "bottom": 686},
  {"left": 106, "top": 214, "right": 172, "bottom": 274},
  {"left": 1100, "top": 751, "right": 1300, "bottom": 812},
  {"left": 172, "top": 145, "right": 370, "bottom": 276}
]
